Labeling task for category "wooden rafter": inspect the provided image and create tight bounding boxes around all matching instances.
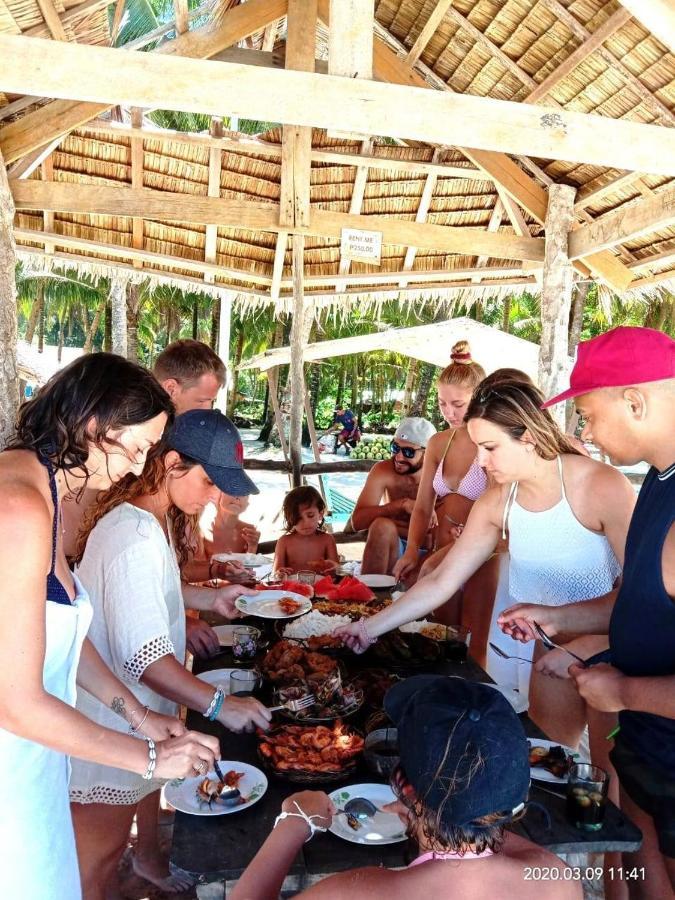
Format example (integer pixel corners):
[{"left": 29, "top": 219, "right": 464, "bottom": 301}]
[
  {"left": 399, "top": 148, "right": 442, "bottom": 286},
  {"left": 569, "top": 187, "right": 675, "bottom": 260},
  {"left": 338, "top": 138, "right": 373, "bottom": 279},
  {"left": 404, "top": 0, "right": 454, "bottom": 67},
  {"left": 629, "top": 245, "right": 675, "bottom": 273},
  {"left": 35, "top": 0, "right": 69, "bottom": 41},
  {"left": 270, "top": 231, "right": 288, "bottom": 300},
  {"left": 472, "top": 198, "right": 504, "bottom": 281},
  {"left": 130, "top": 107, "right": 143, "bottom": 269},
  {"left": 575, "top": 171, "right": 644, "bottom": 211},
  {"left": 110, "top": 0, "right": 126, "bottom": 45},
  {"left": 328, "top": 0, "right": 373, "bottom": 79},
  {"left": 204, "top": 117, "right": 223, "bottom": 284},
  {"left": 26, "top": 0, "right": 111, "bottom": 39},
  {"left": 541, "top": 0, "right": 675, "bottom": 126},
  {"left": 173, "top": 0, "right": 189, "bottom": 35},
  {"left": 615, "top": 0, "right": 675, "bottom": 52},
  {"left": 10, "top": 180, "right": 546, "bottom": 262},
  {"left": 0, "top": 0, "right": 290, "bottom": 164}
]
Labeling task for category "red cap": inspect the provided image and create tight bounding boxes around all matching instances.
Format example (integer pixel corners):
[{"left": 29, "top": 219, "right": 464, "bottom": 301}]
[{"left": 543, "top": 326, "right": 675, "bottom": 408}]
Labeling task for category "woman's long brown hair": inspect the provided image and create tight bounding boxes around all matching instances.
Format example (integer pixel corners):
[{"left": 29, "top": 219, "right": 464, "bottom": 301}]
[{"left": 74, "top": 438, "right": 199, "bottom": 567}]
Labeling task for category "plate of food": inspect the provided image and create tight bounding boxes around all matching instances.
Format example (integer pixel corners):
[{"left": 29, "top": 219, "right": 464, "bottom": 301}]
[
  {"left": 196, "top": 668, "right": 237, "bottom": 692},
  {"left": 279, "top": 610, "right": 353, "bottom": 652},
  {"left": 258, "top": 723, "right": 364, "bottom": 783},
  {"left": 235, "top": 590, "right": 312, "bottom": 619},
  {"left": 163, "top": 762, "right": 267, "bottom": 816},
  {"left": 328, "top": 783, "right": 406, "bottom": 845},
  {"left": 357, "top": 574, "right": 397, "bottom": 590},
  {"left": 275, "top": 675, "right": 363, "bottom": 724},
  {"left": 527, "top": 739, "right": 582, "bottom": 783},
  {"left": 212, "top": 552, "right": 273, "bottom": 568}
]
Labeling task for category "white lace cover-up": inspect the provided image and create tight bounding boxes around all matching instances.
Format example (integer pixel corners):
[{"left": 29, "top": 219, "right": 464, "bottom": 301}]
[{"left": 70, "top": 504, "right": 186, "bottom": 805}]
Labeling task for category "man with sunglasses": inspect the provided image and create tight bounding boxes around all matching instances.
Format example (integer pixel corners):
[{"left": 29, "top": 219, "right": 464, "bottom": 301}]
[{"left": 351, "top": 417, "right": 436, "bottom": 577}]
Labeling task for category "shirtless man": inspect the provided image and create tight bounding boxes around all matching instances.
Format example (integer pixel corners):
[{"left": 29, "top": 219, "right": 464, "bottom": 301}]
[{"left": 352, "top": 417, "right": 436, "bottom": 576}]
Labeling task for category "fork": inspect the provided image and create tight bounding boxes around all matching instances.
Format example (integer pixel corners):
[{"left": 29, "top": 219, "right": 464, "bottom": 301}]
[
  {"left": 489, "top": 642, "right": 534, "bottom": 664},
  {"left": 267, "top": 694, "right": 316, "bottom": 714},
  {"left": 533, "top": 622, "right": 587, "bottom": 668}
]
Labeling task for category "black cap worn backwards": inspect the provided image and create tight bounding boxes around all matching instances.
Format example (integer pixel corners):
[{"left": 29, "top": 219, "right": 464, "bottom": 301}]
[
  {"left": 166, "top": 410, "right": 259, "bottom": 497},
  {"left": 384, "top": 675, "right": 530, "bottom": 828}
]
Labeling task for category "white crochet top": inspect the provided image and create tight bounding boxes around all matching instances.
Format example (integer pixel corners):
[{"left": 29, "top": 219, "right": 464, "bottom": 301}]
[
  {"left": 503, "top": 457, "right": 621, "bottom": 607},
  {"left": 70, "top": 504, "right": 186, "bottom": 805}
]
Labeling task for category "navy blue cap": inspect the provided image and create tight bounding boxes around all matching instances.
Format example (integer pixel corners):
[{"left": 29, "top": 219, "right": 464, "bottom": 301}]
[
  {"left": 166, "top": 410, "right": 259, "bottom": 497},
  {"left": 384, "top": 675, "right": 529, "bottom": 827}
]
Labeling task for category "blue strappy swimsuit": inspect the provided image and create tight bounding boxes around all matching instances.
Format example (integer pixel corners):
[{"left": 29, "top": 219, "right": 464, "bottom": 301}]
[{"left": 38, "top": 454, "right": 73, "bottom": 605}]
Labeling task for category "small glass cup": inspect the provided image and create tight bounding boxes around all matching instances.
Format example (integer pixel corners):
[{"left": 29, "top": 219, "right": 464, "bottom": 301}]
[
  {"left": 229, "top": 668, "right": 262, "bottom": 697},
  {"left": 232, "top": 625, "right": 259, "bottom": 662},
  {"left": 566, "top": 764, "right": 609, "bottom": 831},
  {"left": 297, "top": 570, "right": 318, "bottom": 586},
  {"left": 444, "top": 625, "right": 471, "bottom": 662}
]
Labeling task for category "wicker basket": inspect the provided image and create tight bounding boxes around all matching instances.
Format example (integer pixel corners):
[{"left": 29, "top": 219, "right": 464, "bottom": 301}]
[{"left": 257, "top": 725, "right": 364, "bottom": 785}]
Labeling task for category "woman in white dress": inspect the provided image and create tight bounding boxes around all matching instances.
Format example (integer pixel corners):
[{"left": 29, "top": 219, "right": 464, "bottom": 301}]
[
  {"left": 0, "top": 355, "right": 220, "bottom": 900},
  {"left": 71, "top": 410, "right": 271, "bottom": 900}
]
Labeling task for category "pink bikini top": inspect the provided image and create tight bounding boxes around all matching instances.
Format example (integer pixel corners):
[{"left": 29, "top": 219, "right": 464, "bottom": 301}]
[
  {"left": 408, "top": 847, "right": 494, "bottom": 867},
  {"left": 432, "top": 431, "right": 487, "bottom": 502}
]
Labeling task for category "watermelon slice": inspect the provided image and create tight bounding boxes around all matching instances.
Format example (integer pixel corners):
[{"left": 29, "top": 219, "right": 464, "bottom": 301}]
[
  {"left": 336, "top": 576, "right": 376, "bottom": 603},
  {"left": 279, "top": 580, "right": 314, "bottom": 599},
  {"left": 313, "top": 575, "right": 336, "bottom": 598}
]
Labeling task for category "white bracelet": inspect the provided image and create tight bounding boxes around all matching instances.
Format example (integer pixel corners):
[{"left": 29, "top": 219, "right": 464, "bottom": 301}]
[
  {"left": 142, "top": 738, "right": 157, "bottom": 781},
  {"left": 273, "top": 801, "right": 328, "bottom": 842}
]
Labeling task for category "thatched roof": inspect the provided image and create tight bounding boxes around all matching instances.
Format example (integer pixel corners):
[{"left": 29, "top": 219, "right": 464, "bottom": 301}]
[{"left": 2, "top": 0, "right": 674, "bottom": 307}]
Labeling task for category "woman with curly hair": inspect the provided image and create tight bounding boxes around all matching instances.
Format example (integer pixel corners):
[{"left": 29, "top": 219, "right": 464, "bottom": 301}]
[
  {"left": 229, "top": 677, "right": 579, "bottom": 900},
  {"left": 70, "top": 409, "right": 271, "bottom": 900},
  {"left": 0, "top": 354, "right": 220, "bottom": 900}
]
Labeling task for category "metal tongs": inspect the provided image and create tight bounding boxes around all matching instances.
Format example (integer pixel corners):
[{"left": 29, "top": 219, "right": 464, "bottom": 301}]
[{"left": 534, "top": 621, "right": 587, "bottom": 668}]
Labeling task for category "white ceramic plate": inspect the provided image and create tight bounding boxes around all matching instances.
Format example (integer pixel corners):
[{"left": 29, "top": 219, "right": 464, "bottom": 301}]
[
  {"left": 482, "top": 682, "right": 529, "bottom": 715},
  {"left": 328, "top": 783, "right": 407, "bottom": 845},
  {"left": 163, "top": 762, "right": 267, "bottom": 816},
  {"left": 527, "top": 739, "right": 583, "bottom": 784},
  {"left": 196, "top": 668, "right": 237, "bottom": 692},
  {"left": 235, "top": 590, "right": 312, "bottom": 620},
  {"left": 212, "top": 552, "right": 273, "bottom": 568},
  {"left": 358, "top": 574, "right": 397, "bottom": 589},
  {"left": 212, "top": 624, "right": 238, "bottom": 647}
]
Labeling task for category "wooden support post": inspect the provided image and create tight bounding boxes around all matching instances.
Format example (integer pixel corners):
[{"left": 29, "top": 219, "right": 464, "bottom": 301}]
[
  {"left": 267, "top": 366, "right": 290, "bottom": 460},
  {"left": 289, "top": 235, "right": 307, "bottom": 488},
  {"left": 0, "top": 148, "right": 19, "bottom": 448},
  {"left": 110, "top": 274, "right": 128, "bottom": 358},
  {"left": 216, "top": 291, "right": 232, "bottom": 412},
  {"left": 204, "top": 117, "right": 223, "bottom": 283},
  {"left": 539, "top": 184, "right": 576, "bottom": 425},
  {"left": 303, "top": 377, "right": 329, "bottom": 511}
]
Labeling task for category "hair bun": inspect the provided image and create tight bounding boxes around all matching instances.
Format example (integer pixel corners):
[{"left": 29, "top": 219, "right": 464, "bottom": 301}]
[{"left": 450, "top": 339, "right": 472, "bottom": 365}]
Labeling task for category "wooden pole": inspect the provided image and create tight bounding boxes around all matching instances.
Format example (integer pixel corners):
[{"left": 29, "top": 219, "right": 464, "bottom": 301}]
[
  {"left": 539, "top": 184, "right": 576, "bottom": 426},
  {"left": 289, "top": 235, "right": 307, "bottom": 487},
  {"left": 110, "top": 273, "right": 128, "bottom": 358},
  {"left": 267, "top": 366, "right": 290, "bottom": 461},
  {"left": 0, "top": 148, "right": 19, "bottom": 448},
  {"left": 216, "top": 291, "right": 232, "bottom": 412}
]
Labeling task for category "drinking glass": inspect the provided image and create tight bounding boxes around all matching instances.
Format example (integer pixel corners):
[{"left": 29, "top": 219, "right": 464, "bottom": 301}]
[
  {"left": 229, "top": 669, "right": 262, "bottom": 697},
  {"left": 444, "top": 625, "right": 471, "bottom": 662},
  {"left": 566, "top": 764, "right": 609, "bottom": 831},
  {"left": 297, "top": 570, "right": 318, "bottom": 586},
  {"left": 232, "top": 625, "right": 259, "bottom": 662}
]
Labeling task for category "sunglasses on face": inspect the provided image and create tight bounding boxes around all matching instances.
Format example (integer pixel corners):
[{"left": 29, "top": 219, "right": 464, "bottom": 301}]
[{"left": 390, "top": 441, "right": 421, "bottom": 459}]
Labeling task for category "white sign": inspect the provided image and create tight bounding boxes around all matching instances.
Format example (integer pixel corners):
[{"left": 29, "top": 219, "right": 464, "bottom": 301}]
[{"left": 340, "top": 227, "right": 382, "bottom": 265}]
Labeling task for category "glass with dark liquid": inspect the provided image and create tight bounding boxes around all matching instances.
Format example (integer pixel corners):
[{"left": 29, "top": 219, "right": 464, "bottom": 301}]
[
  {"left": 229, "top": 669, "right": 262, "bottom": 697},
  {"left": 444, "top": 625, "right": 471, "bottom": 662},
  {"left": 566, "top": 763, "right": 609, "bottom": 831}
]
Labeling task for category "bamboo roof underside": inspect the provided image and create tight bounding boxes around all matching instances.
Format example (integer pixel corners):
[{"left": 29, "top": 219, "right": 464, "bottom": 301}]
[{"left": 2, "top": 0, "right": 675, "bottom": 308}]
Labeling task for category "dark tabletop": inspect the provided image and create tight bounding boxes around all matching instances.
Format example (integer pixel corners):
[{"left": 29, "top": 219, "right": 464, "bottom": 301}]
[{"left": 171, "top": 622, "right": 642, "bottom": 880}]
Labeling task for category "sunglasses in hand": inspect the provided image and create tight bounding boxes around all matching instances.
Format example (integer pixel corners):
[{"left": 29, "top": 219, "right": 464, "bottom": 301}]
[{"left": 390, "top": 441, "right": 420, "bottom": 459}]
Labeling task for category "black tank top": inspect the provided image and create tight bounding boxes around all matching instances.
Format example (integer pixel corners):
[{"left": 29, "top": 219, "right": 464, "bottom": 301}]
[
  {"left": 38, "top": 454, "right": 73, "bottom": 606},
  {"left": 609, "top": 463, "right": 675, "bottom": 773}
]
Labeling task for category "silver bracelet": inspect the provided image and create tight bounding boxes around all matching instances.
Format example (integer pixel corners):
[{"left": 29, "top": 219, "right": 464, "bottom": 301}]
[
  {"left": 128, "top": 705, "right": 150, "bottom": 735},
  {"left": 142, "top": 738, "right": 157, "bottom": 781}
]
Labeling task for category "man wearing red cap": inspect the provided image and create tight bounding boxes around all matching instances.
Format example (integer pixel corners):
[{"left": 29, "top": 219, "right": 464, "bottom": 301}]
[{"left": 499, "top": 325, "right": 675, "bottom": 898}]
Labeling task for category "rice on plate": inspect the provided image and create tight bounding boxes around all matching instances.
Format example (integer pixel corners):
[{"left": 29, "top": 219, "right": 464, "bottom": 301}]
[{"left": 283, "top": 610, "right": 352, "bottom": 639}]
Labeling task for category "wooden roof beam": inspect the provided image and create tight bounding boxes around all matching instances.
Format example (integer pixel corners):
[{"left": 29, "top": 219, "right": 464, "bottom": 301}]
[
  {"left": 338, "top": 137, "right": 373, "bottom": 284},
  {"left": 0, "top": 0, "right": 290, "bottom": 164},
  {"left": 399, "top": 147, "right": 442, "bottom": 286},
  {"left": 173, "top": 0, "right": 188, "bottom": 36},
  {"left": 36, "top": 0, "right": 69, "bottom": 41},
  {"left": 10, "top": 180, "right": 546, "bottom": 262},
  {"left": 628, "top": 245, "right": 675, "bottom": 272},
  {"left": 329, "top": 0, "right": 373, "bottom": 79},
  {"left": 569, "top": 187, "right": 675, "bottom": 260},
  {"left": 404, "top": 0, "right": 455, "bottom": 67},
  {"left": 615, "top": 0, "right": 675, "bottom": 53},
  {"left": 2, "top": 35, "right": 674, "bottom": 177}
]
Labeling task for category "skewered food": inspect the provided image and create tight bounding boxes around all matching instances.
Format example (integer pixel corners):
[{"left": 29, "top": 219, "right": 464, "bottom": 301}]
[{"left": 258, "top": 723, "right": 364, "bottom": 774}]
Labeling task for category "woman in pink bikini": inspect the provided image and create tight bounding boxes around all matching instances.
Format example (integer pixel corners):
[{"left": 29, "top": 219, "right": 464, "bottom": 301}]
[
  {"left": 230, "top": 676, "right": 579, "bottom": 900},
  {"left": 393, "top": 340, "right": 498, "bottom": 664}
]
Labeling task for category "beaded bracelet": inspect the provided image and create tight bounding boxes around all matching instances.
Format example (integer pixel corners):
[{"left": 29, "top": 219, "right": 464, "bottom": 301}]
[
  {"left": 273, "top": 801, "right": 328, "bottom": 842},
  {"left": 142, "top": 738, "right": 157, "bottom": 781},
  {"left": 128, "top": 705, "right": 150, "bottom": 735},
  {"left": 204, "top": 686, "right": 225, "bottom": 720},
  {"left": 357, "top": 617, "right": 377, "bottom": 649}
]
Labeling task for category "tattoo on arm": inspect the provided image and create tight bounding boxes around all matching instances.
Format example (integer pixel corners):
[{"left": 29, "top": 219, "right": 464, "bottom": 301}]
[{"left": 111, "top": 696, "right": 128, "bottom": 721}]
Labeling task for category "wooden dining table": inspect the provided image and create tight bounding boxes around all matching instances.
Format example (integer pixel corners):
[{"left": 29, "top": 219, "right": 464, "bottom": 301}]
[{"left": 170, "top": 615, "right": 642, "bottom": 884}]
